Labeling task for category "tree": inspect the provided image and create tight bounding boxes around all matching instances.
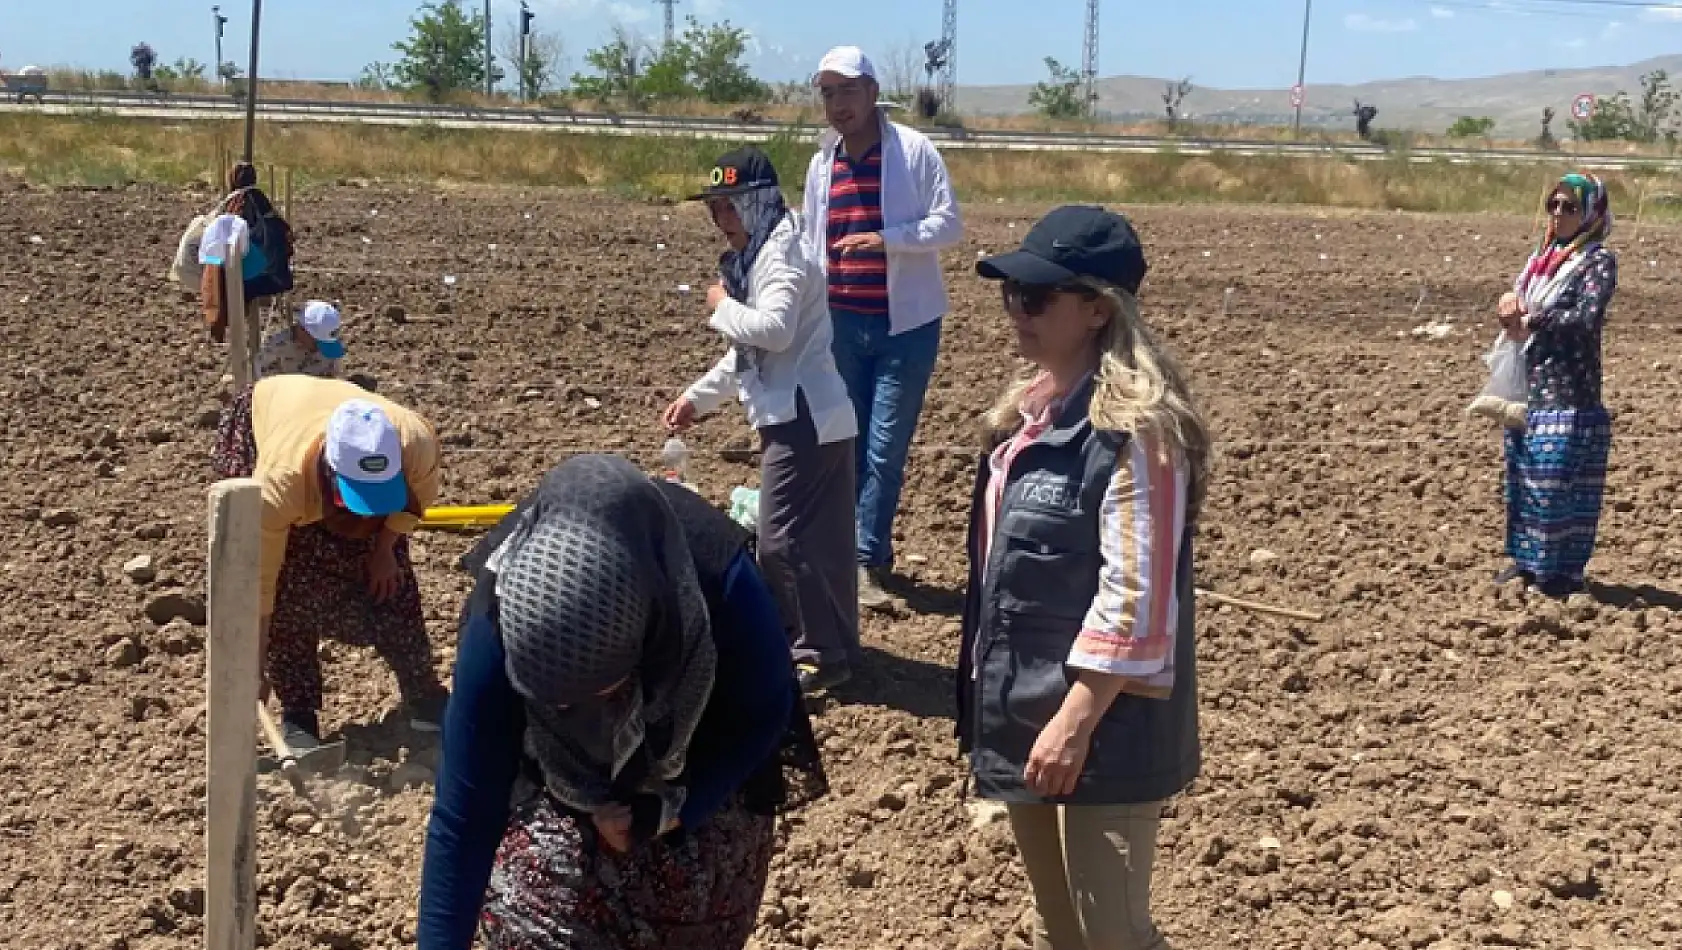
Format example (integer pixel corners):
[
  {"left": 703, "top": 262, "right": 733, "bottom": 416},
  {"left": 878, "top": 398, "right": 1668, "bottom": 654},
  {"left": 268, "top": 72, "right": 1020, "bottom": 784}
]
[
  {"left": 573, "top": 19, "right": 765, "bottom": 107},
  {"left": 878, "top": 39, "right": 922, "bottom": 104},
  {"left": 1538, "top": 106, "right": 1558, "bottom": 150},
  {"left": 391, "top": 0, "right": 490, "bottom": 101},
  {"left": 130, "top": 43, "right": 157, "bottom": 91},
  {"left": 1446, "top": 115, "right": 1495, "bottom": 138},
  {"left": 1029, "top": 57, "right": 1084, "bottom": 120},
  {"left": 1570, "top": 71, "right": 1679, "bottom": 144},
  {"left": 572, "top": 27, "right": 653, "bottom": 107},
  {"left": 1634, "top": 69, "right": 1679, "bottom": 144},
  {"left": 915, "top": 88, "right": 942, "bottom": 120},
  {"left": 1353, "top": 99, "right": 1379, "bottom": 140},
  {"left": 500, "top": 27, "right": 562, "bottom": 100},
  {"left": 677, "top": 18, "right": 767, "bottom": 104},
  {"left": 1163, "top": 77, "right": 1193, "bottom": 130},
  {"left": 357, "top": 62, "right": 393, "bottom": 91}
]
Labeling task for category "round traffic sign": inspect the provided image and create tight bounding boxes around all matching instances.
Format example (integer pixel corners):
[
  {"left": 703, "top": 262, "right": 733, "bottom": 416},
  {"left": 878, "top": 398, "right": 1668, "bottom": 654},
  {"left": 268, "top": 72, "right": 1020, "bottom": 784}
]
[
  {"left": 1290, "top": 84, "right": 1305, "bottom": 108},
  {"left": 1571, "top": 93, "right": 1595, "bottom": 120}
]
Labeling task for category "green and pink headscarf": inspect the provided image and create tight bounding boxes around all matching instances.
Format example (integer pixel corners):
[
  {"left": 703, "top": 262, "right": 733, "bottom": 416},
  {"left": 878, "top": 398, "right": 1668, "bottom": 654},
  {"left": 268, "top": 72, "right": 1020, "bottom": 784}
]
[{"left": 1516, "top": 172, "right": 1613, "bottom": 303}]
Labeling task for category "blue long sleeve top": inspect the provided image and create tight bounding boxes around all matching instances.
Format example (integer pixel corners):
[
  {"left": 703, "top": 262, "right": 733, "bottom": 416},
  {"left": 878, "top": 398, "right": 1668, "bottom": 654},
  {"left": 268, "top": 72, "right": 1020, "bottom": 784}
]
[{"left": 415, "top": 549, "right": 795, "bottom": 950}]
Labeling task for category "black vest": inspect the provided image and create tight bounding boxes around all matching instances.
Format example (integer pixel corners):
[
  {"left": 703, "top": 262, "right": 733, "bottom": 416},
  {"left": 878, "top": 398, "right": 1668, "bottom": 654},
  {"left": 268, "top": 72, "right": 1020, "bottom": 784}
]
[{"left": 956, "top": 381, "right": 1201, "bottom": 804}]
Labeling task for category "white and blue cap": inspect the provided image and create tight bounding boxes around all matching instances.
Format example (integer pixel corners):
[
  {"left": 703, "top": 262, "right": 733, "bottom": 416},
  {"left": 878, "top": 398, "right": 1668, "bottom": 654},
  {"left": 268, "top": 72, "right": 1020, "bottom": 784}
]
[
  {"left": 324, "top": 399, "right": 407, "bottom": 516},
  {"left": 299, "top": 301, "right": 346, "bottom": 359}
]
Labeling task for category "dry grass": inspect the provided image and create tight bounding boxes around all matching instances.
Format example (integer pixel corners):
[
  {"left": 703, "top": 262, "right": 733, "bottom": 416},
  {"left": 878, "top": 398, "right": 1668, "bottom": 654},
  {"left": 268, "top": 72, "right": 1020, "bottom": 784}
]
[
  {"left": 39, "top": 67, "right": 1682, "bottom": 160},
  {"left": 3, "top": 112, "right": 1679, "bottom": 218}
]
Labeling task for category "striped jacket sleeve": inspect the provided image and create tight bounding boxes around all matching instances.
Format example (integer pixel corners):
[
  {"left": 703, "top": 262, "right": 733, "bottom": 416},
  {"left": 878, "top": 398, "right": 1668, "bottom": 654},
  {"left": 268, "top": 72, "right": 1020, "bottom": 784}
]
[{"left": 1068, "top": 431, "right": 1189, "bottom": 699}]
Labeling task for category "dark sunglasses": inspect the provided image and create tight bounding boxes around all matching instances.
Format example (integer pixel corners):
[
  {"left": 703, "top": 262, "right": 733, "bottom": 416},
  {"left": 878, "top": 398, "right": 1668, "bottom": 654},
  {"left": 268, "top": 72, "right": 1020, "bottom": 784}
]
[
  {"left": 1001, "top": 279, "right": 1093, "bottom": 316},
  {"left": 1547, "top": 197, "right": 1580, "bottom": 214}
]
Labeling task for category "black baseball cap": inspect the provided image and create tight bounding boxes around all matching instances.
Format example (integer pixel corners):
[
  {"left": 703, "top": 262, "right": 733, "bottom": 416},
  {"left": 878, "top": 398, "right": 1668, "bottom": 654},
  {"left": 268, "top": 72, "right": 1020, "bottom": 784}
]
[
  {"left": 977, "top": 205, "right": 1148, "bottom": 295},
  {"left": 686, "top": 146, "right": 779, "bottom": 200}
]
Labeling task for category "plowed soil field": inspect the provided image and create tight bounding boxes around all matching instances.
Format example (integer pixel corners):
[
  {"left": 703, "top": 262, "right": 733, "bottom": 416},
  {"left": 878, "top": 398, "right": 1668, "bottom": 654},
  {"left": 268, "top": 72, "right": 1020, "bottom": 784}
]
[{"left": 4, "top": 179, "right": 1682, "bottom": 950}]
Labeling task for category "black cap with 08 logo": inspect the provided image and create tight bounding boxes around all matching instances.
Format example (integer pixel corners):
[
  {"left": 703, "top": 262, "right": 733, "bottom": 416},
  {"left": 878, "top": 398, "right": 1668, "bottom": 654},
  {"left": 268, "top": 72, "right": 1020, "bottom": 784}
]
[{"left": 686, "top": 146, "right": 780, "bottom": 201}]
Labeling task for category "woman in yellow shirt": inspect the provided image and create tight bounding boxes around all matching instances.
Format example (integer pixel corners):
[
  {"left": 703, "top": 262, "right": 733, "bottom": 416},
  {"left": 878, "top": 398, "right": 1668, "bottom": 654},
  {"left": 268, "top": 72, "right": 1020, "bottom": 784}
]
[{"left": 212, "top": 374, "right": 449, "bottom": 752}]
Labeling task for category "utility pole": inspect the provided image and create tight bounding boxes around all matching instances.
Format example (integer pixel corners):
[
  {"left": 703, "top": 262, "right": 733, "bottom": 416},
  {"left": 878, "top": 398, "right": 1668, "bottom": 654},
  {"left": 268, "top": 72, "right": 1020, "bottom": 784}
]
[
  {"left": 484, "top": 0, "right": 493, "bottom": 97},
  {"left": 213, "top": 5, "right": 228, "bottom": 87},
  {"left": 243, "top": 0, "right": 261, "bottom": 162},
  {"left": 519, "top": 1, "right": 534, "bottom": 102},
  {"left": 1292, "top": 0, "right": 1312, "bottom": 136},
  {"left": 940, "top": 0, "right": 957, "bottom": 112},
  {"left": 1082, "top": 0, "right": 1099, "bottom": 118},
  {"left": 655, "top": 0, "right": 678, "bottom": 49}
]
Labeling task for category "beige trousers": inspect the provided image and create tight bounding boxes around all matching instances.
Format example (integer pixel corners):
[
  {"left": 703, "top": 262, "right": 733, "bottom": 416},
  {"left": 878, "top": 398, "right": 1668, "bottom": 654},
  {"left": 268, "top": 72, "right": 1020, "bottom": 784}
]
[{"left": 1006, "top": 801, "right": 1171, "bottom": 950}]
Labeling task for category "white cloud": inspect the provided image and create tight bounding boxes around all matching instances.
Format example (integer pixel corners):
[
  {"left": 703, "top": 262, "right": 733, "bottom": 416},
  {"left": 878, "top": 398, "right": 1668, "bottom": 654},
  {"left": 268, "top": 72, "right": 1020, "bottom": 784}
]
[
  {"left": 1602, "top": 20, "right": 1624, "bottom": 40},
  {"left": 1344, "top": 13, "right": 1418, "bottom": 32},
  {"left": 1640, "top": 5, "right": 1682, "bottom": 21},
  {"left": 1555, "top": 38, "right": 1588, "bottom": 49},
  {"left": 1429, "top": 6, "right": 1455, "bottom": 19}
]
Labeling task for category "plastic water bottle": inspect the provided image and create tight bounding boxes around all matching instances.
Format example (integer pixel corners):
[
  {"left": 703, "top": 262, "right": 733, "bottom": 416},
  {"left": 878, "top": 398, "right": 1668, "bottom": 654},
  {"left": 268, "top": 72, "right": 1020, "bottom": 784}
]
[
  {"left": 729, "top": 486, "right": 760, "bottom": 532},
  {"left": 660, "top": 436, "right": 695, "bottom": 491}
]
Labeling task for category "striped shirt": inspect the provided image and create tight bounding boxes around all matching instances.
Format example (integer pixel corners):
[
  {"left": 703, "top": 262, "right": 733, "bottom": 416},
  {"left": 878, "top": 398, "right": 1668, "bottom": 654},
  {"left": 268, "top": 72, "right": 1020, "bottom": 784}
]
[
  {"left": 981, "top": 373, "right": 1186, "bottom": 699},
  {"left": 825, "top": 143, "right": 889, "bottom": 316}
]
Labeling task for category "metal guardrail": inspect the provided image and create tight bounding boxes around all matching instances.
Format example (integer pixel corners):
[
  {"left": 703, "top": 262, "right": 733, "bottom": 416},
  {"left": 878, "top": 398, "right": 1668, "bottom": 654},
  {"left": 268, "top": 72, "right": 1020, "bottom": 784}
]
[{"left": 8, "top": 87, "right": 1682, "bottom": 172}]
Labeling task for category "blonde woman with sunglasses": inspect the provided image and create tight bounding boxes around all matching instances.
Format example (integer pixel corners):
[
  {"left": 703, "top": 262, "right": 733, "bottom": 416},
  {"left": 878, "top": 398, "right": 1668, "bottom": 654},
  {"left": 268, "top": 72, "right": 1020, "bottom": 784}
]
[{"left": 960, "top": 205, "right": 1210, "bottom": 950}]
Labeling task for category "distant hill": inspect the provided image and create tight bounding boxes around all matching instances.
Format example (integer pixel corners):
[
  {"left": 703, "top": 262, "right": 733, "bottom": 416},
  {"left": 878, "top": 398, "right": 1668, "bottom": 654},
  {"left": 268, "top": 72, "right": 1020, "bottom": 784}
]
[{"left": 956, "top": 55, "right": 1682, "bottom": 138}]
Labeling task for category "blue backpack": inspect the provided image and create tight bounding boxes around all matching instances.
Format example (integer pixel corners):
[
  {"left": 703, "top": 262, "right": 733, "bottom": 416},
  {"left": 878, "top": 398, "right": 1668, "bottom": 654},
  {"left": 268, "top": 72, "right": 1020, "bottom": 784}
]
[{"left": 228, "top": 187, "right": 294, "bottom": 301}]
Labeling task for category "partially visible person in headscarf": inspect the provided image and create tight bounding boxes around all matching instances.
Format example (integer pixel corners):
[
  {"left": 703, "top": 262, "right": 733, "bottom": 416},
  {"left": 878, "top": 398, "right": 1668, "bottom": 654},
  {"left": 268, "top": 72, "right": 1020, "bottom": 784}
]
[
  {"left": 662, "top": 146, "right": 860, "bottom": 695},
  {"left": 417, "top": 454, "right": 825, "bottom": 950},
  {"left": 1495, "top": 172, "right": 1617, "bottom": 599},
  {"left": 256, "top": 300, "right": 347, "bottom": 380},
  {"left": 200, "top": 161, "right": 295, "bottom": 372}
]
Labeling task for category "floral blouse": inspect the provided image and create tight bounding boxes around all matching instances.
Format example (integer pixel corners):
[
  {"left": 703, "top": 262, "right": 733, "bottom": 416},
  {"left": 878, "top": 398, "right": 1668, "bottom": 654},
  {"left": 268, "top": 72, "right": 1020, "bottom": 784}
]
[{"left": 1525, "top": 247, "right": 1616, "bottom": 411}]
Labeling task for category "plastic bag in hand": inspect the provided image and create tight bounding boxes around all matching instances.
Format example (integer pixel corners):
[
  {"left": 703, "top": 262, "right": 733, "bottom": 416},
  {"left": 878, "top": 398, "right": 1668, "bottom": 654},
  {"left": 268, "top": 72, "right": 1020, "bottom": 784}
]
[{"left": 1466, "top": 331, "right": 1528, "bottom": 429}]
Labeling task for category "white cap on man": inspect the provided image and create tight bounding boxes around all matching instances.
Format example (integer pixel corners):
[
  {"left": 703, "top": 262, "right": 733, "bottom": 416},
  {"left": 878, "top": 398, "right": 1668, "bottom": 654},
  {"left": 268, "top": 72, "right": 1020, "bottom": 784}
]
[
  {"left": 299, "top": 301, "right": 345, "bottom": 359},
  {"left": 813, "top": 46, "right": 876, "bottom": 84}
]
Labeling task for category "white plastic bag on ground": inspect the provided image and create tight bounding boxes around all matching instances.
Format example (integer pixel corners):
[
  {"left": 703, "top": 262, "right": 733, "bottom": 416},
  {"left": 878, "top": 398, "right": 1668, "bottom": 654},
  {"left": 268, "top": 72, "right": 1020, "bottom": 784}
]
[{"left": 1466, "top": 331, "right": 1528, "bottom": 429}]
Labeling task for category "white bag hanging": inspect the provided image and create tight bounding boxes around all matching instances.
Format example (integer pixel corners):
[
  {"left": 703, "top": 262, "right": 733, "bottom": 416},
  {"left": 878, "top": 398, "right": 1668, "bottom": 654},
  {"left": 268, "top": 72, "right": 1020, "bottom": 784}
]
[{"left": 1466, "top": 331, "right": 1528, "bottom": 429}]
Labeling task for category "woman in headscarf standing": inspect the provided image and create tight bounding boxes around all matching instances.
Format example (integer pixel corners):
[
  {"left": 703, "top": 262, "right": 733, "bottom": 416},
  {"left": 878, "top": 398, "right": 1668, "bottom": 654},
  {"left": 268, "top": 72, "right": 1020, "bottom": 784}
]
[
  {"left": 662, "top": 146, "right": 861, "bottom": 695},
  {"left": 417, "top": 453, "right": 825, "bottom": 950},
  {"left": 961, "top": 206, "right": 1209, "bottom": 950},
  {"left": 1496, "top": 172, "right": 1617, "bottom": 599}
]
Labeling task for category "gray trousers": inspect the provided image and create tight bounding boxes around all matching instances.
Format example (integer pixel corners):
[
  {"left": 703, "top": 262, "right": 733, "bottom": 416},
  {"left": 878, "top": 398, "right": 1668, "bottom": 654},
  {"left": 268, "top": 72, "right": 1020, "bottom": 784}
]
[
  {"left": 1007, "top": 801, "right": 1171, "bottom": 950},
  {"left": 758, "top": 393, "right": 859, "bottom": 669}
]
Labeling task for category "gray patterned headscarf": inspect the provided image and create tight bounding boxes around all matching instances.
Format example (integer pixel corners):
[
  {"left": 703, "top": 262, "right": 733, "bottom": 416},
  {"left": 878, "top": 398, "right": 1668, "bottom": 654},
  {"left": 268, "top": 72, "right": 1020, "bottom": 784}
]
[{"left": 486, "top": 454, "right": 716, "bottom": 829}]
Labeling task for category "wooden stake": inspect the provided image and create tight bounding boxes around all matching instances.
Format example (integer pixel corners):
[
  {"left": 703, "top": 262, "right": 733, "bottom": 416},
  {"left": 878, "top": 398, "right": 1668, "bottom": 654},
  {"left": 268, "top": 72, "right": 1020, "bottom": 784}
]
[
  {"left": 1197, "top": 587, "right": 1325, "bottom": 623},
  {"left": 1630, "top": 178, "right": 1651, "bottom": 246},
  {"left": 205, "top": 479, "right": 262, "bottom": 950}
]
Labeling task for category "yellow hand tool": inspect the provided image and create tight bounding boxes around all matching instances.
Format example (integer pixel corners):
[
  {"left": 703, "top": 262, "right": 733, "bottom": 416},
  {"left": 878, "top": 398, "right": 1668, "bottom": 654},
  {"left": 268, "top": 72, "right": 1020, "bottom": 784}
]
[{"left": 418, "top": 503, "right": 516, "bottom": 530}]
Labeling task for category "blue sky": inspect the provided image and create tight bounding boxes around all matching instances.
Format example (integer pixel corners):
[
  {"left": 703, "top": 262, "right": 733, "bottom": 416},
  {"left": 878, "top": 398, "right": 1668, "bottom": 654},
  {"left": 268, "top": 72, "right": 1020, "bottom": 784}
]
[{"left": 4, "top": 0, "right": 1682, "bottom": 89}]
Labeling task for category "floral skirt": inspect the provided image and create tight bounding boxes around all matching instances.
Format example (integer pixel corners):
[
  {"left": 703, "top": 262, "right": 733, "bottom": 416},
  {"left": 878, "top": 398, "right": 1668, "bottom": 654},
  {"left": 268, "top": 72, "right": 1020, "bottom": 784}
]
[{"left": 480, "top": 790, "right": 775, "bottom": 950}]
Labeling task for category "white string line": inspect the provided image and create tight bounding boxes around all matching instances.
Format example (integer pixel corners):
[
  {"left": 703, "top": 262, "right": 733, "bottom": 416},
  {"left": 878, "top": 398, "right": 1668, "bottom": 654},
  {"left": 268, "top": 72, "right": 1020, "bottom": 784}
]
[{"left": 435, "top": 432, "right": 1676, "bottom": 457}]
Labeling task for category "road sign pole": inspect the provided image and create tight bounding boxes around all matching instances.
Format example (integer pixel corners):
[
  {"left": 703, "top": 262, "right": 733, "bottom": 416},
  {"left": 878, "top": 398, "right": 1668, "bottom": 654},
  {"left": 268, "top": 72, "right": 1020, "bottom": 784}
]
[
  {"left": 242, "top": 0, "right": 261, "bottom": 163},
  {"left": 1293, "top": 0, "right": 1313, "bottom": 137}
]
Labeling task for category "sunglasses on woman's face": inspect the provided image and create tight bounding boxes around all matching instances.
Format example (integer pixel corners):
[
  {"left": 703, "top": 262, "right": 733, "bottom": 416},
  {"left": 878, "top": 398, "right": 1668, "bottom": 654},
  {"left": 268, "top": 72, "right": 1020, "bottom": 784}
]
[
  {"left": 1002, "top": 279, "right": 1090, "bottom": 316},
  {"left": 1547, "top": 197, "right": 1580, "bottom": 215}
]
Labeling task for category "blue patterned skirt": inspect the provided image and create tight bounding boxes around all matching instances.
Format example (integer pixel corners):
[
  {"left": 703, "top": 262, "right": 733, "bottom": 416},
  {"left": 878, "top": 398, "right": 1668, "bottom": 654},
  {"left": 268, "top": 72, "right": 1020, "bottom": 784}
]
[{"left": 1504, "top": 406, "right": 1613, "bottom": 583}]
